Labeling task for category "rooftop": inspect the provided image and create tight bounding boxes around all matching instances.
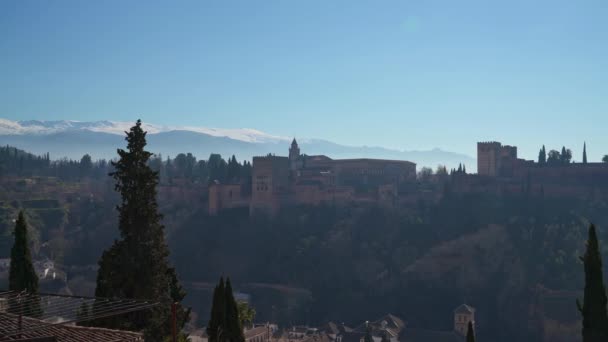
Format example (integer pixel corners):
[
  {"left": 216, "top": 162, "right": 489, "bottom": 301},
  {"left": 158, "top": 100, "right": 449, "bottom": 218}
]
[
  {"left": 453, "top": 304, "right": 475, "bottom": 314},
  {"left": 0, "top": 312, "right": 143, "bottom": 342}
]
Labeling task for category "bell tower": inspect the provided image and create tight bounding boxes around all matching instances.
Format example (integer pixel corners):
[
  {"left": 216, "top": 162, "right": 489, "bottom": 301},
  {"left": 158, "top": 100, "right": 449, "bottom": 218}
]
[{"left": 289, "top": 138, "right": 301, "bottom": 171}]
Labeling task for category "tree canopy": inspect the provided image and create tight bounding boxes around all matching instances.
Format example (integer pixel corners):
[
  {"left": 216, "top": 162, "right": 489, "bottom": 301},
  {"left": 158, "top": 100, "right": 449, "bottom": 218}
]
[
  {"left": 577, "top": 224, "right": 608, "bottom": 342},
  {"left": 8, "top": 211, "right": 41, "bottom": 317},
  {"left": 92, "top": 120, "right": 189, "bottom": 341}
]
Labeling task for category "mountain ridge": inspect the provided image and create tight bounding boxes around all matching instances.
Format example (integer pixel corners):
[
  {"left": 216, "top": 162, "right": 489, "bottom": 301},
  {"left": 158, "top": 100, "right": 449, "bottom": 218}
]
[{"left": 0, "top": 118, "right": 475, "bottom": 169}]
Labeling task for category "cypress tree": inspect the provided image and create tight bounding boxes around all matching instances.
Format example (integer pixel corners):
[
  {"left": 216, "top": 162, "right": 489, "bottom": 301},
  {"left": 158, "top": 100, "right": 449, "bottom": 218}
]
[
  {"left": 466, "top": 321, "right": 475, "bottom": 342},
  {"left": 577, "top": 224, "right": 608, "bottom": 342},
  {"left": 364, "top": 325, "right": 374, "bottom": 342},
  {"left": 8, "top": 211, "right": 41, "bottom": 317},
  {"left": 583, "top": 142, "right": 588, "bottom": 164},
  {"left": 207, "top": 277, "right": 244, "bottom": 342},
  {"left": 93, "top": 120, "right": 189, "bottom": 341},
  {"left": 207, "top": 278, "right": 226, "bottom": 342},
  {"left": 225, "top": 278, "right": 245, "bottom": 342},
  {"left": 538, "top": 145, "right": 547, "bottom": 165},
  {"left": 9, "top": 211, "right": 39, "bottom": 293}
]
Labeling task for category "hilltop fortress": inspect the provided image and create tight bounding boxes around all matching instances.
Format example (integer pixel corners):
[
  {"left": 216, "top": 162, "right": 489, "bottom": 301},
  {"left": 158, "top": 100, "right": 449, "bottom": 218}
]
[
  {"left": 209, "top": 140, "right": 608, "bottom": 215},
  {"left": 210, "top": 139, "right": 416, "bottom": 215}
]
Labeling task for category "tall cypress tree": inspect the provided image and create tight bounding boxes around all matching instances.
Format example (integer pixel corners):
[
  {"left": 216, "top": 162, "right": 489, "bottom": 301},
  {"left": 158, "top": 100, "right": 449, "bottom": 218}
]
[
  {"left": 207, "top": 278, "right": 226, "bottom": 342},
  {"left": 8, "top": 211, "right": 41, "bottom": 317},
  {"left": 577, "top": 224, "right": 608, "bottom": 342},
  {"left": 9, "top": 211, "right": 39, "bottom": 293},
  {"left": 225, "top": 278, "right": 245, "bottom": 342},
  {"left": 364, "top": 325, "right": 374, "bottom": 342},
  {"left": 561, "top": 146, "right": 568, "bottom": 164},
  {"left": 93, "top": 120, "right": 189, "bottom": 341},
  {"left": 583, "top": 142, "right": 588, "bottom": 164},
  {"left": 466, "top": 321, "right": 475, "bottom": 342},
  {"left": 538, "top": 145, "right": 547, "bottom": 165},
  {"left": 207, "top": 277, "right": 244, "bottom": 342}
]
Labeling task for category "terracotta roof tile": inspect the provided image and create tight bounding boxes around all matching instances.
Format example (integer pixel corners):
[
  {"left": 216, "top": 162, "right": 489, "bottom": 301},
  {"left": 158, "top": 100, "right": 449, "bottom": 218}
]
[{"left": 0, "top": 313, "right": 143, "bottom": 341}]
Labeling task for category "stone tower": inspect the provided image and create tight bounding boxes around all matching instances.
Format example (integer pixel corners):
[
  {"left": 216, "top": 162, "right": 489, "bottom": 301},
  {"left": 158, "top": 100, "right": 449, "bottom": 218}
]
[
  {"left": 477, "top": 142, "right": 502, "bottom": 176},
  {"left": 453, "top": 304, "right": 475, "bottom": 336},
  {"left": 289, "top": 138, "right": 301, "bottom": 171}
]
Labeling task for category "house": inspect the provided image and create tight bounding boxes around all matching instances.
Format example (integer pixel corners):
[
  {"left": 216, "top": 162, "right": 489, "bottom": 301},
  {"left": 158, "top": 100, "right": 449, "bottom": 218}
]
[
  {"left": 337, "top": 314, "right": 405, "bottom": 342},
  {"left": 245, "top": 325, "right": 272, "bottom": 342}
]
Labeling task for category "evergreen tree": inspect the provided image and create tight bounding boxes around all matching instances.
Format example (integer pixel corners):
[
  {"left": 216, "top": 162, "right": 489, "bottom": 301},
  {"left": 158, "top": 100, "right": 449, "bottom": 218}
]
[
  {"left": 466, "top": 321, "right": 475, "bottom": 342},
  {"left": 463, "top": 164, "right": 466, "bottom": 174},
  {"left": 577, "top": 224, "right": 608, "bottom": 342},
  {"left": 227, "top": 155, "right": 240, "bottom": 182},
  {"left": 364, "top": 325, "right": 374, "bottom": 342},
  {"left": 560, "top": 146, "right": 572, "bottom": 164},
  {"left": 80, "top": 153, "right": 93, "bottom": 177},
  {"left": 583, "top": 142, "right": 588, "bottom": 164},
  {"left": 207, "top": 278, "right": 226, "bottom": 342},
  {"left": 207, "top": 277, "right": 244, "bottom": 342},
  {"left": 8, "top": 211, "right": 41, "bottom": 317},
  {"left": 224, "top": 278, "right": 245, "bottom": 342},
  {"left": 9, "top": 211, "right": 38, "bottom": 293},
  {"left": 538, "top": 145, "right": 547, "bottom": 165},
  {"left": 457, "top": 164, "right": 462, "bottom": 173},
  {"left": 92, "top": 120, "right": 189, "bottom": 341}
]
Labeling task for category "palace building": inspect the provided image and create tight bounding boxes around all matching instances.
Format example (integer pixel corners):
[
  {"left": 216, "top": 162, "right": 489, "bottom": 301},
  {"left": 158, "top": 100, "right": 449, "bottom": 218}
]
[{"left": 209, "top": 139, "right": 417, "bottom": 216}]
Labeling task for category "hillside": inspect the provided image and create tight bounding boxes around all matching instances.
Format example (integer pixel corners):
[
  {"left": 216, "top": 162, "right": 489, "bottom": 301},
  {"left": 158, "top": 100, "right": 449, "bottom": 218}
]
[{"left": 1, "top": 146, "right": 605, "bottom": 342}]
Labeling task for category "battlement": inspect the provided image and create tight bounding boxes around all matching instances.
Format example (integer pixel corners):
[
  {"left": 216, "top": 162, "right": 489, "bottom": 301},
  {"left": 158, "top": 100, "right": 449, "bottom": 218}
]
[{"left": 477, "top": 141, "right": 519, "bottom": 176}]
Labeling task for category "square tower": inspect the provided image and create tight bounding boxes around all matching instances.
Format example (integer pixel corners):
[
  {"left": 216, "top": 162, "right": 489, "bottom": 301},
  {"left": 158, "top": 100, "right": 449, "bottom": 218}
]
[
  {"left": 250, "top": 156, "right": 290, "bottom": 216},
  {"left": 477, "top": 142, "right": 502, "bottom": 176}
]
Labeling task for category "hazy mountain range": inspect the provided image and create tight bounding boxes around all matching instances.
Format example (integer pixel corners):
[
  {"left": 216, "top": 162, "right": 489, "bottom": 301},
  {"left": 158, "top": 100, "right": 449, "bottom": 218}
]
[{"left": 0, "top": 119, "right": 475, "bottom": 170}]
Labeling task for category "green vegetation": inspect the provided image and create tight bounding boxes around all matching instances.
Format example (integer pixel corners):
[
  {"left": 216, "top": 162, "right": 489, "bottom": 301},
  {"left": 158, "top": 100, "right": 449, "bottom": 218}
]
[
  {"left": 538, "top": 145, "right": 547, "bottom": 165},
  {"left": 9, "top": 211, "right": 41, "bottom": 317},
  {"left": 237, "top": 300, "right": 256, "bottom": 328},
  {"left": 91, "top": 120, "right": 189, "bottom": 341},
  {"left": 207, "top": 277, "right": 245, "bottom": 342},
  {"left": 9, "top": 211, "right": 39, "bottom": 293},
  {"left": 577, "top": 224, "right": 608, "bottom": 342},
  {"left": 466, "top": 321, "right": 475, "bottom": 342},
  {"left": 542, "top": 145, "right": 574, "bottom": 165},
  {"left": 364, "top": 325, "right": 373, "bottom": 342},
  {"left": 4, "top": 139, "right": 608, "bottom": 341},
  {"left": 583, "top": 143, "right": 588, "bottom": 164}
]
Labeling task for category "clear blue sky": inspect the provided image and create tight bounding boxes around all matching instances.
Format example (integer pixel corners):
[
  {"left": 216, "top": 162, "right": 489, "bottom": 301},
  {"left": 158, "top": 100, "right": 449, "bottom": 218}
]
[{"left": 1, "top": 0, "right": 607, "bottom": 160}]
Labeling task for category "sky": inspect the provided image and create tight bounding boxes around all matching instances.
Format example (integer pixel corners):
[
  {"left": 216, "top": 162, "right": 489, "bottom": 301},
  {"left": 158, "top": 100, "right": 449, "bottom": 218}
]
[{"left": 1, "top": 0, "right": 607, "bottom": 160}]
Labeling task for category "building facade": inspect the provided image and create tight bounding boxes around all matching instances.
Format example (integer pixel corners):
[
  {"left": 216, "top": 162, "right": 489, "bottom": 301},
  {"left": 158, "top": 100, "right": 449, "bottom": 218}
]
[
  {"left": 210, "top": 140, "right": 417, "bottom": 216},
  {"left": 477, "top": 141, "right": 519, "bottom": 177}
]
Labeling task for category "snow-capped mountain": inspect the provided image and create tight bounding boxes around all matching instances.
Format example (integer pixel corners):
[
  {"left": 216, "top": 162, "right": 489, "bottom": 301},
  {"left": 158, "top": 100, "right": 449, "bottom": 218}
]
[
  {"left": 0, "top": 118, "right": 475, "bottom": 169},
  {"left": 0, "top": 119, "right": 289, "bottom": 144}
]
